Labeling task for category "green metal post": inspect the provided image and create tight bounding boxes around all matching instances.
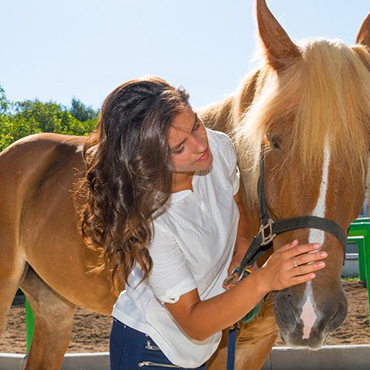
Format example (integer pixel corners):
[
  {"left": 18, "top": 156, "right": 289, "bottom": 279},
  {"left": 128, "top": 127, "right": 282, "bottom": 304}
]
[
  {"left": 25, "top": 297, "right": 34, "bottom": 353},
  {"left": 347, "top": 236, "right": 366, "bottom": 281},
  {"left": 348, "top": 222, "right": 370, "bottom": 324}
]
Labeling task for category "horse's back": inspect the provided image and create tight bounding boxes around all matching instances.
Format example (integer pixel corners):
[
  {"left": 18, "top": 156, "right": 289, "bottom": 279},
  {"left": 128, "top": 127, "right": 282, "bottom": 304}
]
[
  {"left": 0, "top": 132, "right": 86, "bottom": 177},
  {"left": 0, "top": 133, "right": 86, "bottom": 198}
]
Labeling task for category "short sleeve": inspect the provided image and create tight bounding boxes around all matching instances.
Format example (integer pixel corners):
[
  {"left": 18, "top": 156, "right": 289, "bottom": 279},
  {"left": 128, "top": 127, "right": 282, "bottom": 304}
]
[
  {"left": 213, "top": 130, "right": 240, "bottom": 195},
  {"left": 148, "top": 230, "right": 197, "bottom": 304}
]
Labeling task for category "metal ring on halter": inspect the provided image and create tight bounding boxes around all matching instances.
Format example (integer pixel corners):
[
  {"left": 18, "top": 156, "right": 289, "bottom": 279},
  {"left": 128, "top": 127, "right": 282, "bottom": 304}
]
[
  {"left": 293, "top": 256, "right": 298, "bottom": 268},
  {"left": 223, "top": 267, "right": 244, "bottom": 288},
  {"left": 223, "top": 266, "right": 255, "bottom": 289}
]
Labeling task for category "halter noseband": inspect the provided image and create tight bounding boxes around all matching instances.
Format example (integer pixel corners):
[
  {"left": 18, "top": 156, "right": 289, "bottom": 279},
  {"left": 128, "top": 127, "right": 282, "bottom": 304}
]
[{"left": 224, "top": 145, "right": 347, "bottom": 286}]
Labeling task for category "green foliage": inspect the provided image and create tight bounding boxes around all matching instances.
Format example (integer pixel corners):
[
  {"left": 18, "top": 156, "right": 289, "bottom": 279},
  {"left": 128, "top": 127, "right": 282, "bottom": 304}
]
[
  {"left": 70, "top": 98, "right": 99, "bottom": 122},
  {"left": 0, "top": 85, "right": 8, "bottom": 115},
  {"left": 0, "top": 85, "right": 99, "bottom": 151},
  {"left": 0, "top": 115, "right": 41, "bottom": 151}
]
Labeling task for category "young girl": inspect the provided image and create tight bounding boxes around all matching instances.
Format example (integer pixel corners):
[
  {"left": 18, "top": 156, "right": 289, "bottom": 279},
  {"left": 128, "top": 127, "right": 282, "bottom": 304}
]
[{"left": 79, "top": 77, "right": 327, "bottom": 369}]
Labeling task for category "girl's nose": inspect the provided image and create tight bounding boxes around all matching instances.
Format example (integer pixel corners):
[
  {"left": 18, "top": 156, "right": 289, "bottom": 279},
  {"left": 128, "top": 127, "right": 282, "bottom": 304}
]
[{"left": 192, "top": 130, "right": 207, "bottom": 152}]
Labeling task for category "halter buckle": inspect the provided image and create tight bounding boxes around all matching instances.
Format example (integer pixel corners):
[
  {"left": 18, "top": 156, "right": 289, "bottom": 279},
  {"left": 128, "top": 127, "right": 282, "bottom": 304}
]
[{"left": 259, "top": 218, "right": 276, "bottom": 246}]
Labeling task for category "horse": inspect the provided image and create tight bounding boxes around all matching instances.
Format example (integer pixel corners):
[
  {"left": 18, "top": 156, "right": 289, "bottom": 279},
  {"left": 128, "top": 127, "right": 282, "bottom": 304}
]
[
  {"left": 1, "top": 0, "right": 370, "bottom": 369},
  {"left": 201, "top": 1, "right": 370, "bottom": 368}
]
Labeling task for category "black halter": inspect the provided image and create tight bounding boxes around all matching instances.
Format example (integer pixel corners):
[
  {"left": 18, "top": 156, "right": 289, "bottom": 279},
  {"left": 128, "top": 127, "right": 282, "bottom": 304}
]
[{"left": 224, "top": 145, "right": 347, "bottom": 286}]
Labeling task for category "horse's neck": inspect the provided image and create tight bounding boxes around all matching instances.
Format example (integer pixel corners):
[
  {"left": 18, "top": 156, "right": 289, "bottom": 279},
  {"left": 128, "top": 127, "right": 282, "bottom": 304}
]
[
  {"left": 197, "top": 69, "right": 260, "bottom": 138},
  {"left": 197, "top": 95, "right": 236, "bottom": 134}
]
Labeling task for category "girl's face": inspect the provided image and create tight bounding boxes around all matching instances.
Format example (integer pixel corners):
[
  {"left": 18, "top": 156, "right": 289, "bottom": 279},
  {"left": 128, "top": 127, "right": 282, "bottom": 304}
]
[{"left": 168, "top": 108, "right": 213, "bottom": 174}]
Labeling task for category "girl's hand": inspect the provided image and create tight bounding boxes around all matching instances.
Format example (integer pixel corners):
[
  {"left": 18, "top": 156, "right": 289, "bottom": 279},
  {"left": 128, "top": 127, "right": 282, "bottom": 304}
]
[{"left": 256, "top": 239, "right": 328, "bottom": 293}]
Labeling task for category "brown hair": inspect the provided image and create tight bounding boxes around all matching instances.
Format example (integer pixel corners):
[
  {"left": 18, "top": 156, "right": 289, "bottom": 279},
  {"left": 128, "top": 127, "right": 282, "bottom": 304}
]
[{"left": 75, "top": 76, "right": 190, "bottom": 287}]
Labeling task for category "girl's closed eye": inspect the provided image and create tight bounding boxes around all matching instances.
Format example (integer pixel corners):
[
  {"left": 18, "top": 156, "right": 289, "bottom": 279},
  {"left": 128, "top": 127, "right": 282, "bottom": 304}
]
[{"left": 173, "top": 146, "right": 185, "bottom": 155}]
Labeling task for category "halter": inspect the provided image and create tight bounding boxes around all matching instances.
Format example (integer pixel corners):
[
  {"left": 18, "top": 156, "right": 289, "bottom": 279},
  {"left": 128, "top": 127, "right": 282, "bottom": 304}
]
[{"left": 224, "top": 145, "right": 347, "bottom": 286}]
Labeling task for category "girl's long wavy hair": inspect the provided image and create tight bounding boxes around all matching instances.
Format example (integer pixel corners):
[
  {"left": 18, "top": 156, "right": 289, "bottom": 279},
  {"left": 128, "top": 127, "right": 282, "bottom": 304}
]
[{"left": 75, "top": 77, "right": 190, "bottom": 288}]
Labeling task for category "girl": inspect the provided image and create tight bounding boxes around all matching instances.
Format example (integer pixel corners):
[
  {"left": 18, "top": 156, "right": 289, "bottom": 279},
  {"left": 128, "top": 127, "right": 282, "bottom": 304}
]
[{"left": 79, "top": 77, "right": 327, "bottom": 369}]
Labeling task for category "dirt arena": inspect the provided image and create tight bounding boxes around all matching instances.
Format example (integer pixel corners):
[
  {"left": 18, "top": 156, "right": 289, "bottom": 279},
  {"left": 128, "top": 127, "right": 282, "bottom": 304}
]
[{"left": 0, "top": 280, "right": 369, "bottom": 354}]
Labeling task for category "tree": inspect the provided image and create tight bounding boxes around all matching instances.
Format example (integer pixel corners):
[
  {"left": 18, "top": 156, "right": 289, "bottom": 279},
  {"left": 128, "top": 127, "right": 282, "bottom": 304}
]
[
  {"left": 70, "top": 98, "right": 99, "bottom": 122},
  {"left": 0, "top": 115, "right": 41, "bottom": 151},
  {"left": 0, "top": 87, "right": 99, "bottom": 151},
  {"left": 0, "top": 85, "right": 8, "bottom": 115},
  {"left": 12, "top": 99, "right": 98, "bottom": 136}
]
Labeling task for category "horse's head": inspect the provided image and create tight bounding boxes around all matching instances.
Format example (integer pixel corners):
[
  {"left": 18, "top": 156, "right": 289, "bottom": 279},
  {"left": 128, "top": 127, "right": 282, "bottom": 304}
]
[{"left": 236, "top": 0, "right": 370, "bottom": 349}]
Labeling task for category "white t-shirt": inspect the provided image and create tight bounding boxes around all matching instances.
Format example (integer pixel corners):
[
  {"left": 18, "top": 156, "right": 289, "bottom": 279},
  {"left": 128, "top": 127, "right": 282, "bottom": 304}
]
[{"left": 112, "top": 129, "right": 240, "bottom": 368}]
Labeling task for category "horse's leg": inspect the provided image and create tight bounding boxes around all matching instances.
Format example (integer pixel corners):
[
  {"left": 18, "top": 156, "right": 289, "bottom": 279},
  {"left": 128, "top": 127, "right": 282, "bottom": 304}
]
[
  {"left": 0, "top": 236, "right": 27, "bottom": 339},
  {"left": 206, "top": 329, "right": 229, "bottom": 370},
  {"left": 207, "top": 298, "right": 277, "bottom": 370},
  {"left": 206, "top": 329, "right": 276, "bottom": 370},
  {"left": 235, "top": 332, "right": 277, "bottom": 370},
  {"left": 20, "top": 266, "right": 76, "bottom": 370},
  {"left": 235, "top": 299, "right": 278, "bottom": 370}
]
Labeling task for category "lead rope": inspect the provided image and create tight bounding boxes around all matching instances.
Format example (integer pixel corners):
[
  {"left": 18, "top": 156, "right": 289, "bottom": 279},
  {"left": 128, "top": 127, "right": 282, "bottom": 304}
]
[
  {"left": 226, "top": 267, "right": 267, "bottom": 370},
  {"left": 227, "top": 324, "right": 240, "bottom": 370}
]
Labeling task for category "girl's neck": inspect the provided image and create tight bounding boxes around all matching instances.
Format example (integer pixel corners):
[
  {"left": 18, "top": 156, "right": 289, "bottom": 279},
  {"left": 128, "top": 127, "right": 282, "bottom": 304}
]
[{"left": 171, "top": 171, "right": 195, "bottom": 193}]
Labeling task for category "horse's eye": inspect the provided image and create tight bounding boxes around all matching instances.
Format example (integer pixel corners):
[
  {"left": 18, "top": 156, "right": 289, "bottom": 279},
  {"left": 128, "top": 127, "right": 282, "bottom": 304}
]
[
  {"left": 265, "top": 133, "right": 281, "bottom": 150},
  {"left": 270, "top": 137, "right": 280, "bottom": 149}
]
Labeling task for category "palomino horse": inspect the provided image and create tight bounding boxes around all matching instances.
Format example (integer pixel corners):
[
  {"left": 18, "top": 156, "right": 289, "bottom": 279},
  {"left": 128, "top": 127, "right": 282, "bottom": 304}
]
[
  {"left": 202, "top": 1, "right": 370, "bottom": 368},
  {"left": 1, "top": 1, "right": 370, "bottom": 369}
]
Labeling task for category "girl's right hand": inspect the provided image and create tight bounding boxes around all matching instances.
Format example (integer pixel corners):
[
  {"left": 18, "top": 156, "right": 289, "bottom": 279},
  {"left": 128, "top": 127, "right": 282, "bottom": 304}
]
[{"left": 256, "top": 239, "right": 328, "bottom": 293}]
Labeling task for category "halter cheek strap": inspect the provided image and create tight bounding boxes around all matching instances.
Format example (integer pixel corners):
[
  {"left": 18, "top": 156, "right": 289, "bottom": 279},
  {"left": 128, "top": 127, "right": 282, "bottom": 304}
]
[{"left": 223, "top": 145, "right": 347, "bottom": 287}]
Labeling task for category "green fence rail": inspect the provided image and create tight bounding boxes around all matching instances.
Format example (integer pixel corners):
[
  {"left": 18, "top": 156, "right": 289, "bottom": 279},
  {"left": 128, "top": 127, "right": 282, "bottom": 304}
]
[
  {"left": 347, "top": 236, "right": 366, "bottom": 281},
  {"left": 347, "top": 221, "right": 370, "bottom": 323}
]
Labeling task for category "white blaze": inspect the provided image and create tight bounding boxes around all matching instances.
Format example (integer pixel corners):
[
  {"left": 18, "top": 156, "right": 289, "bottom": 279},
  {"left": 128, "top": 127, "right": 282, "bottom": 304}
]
[
  {"left": 299, "top": 138, "right": 330, "bottom": 340},
  {"left": 300, "top": 291, "right": 317, "bottom": 339}
]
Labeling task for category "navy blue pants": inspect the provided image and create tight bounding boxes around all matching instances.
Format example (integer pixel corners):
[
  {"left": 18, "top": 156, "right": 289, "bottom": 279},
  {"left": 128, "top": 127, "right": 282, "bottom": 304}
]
[{"left": 110, "top": 318, "right": 207, "bottom": 369}]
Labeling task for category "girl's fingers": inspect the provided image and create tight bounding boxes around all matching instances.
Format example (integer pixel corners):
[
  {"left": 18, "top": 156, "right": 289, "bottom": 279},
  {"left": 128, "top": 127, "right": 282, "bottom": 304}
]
[
  {"left": 290, "top": 272, "right": 317, "bottom": 286},
  {"left": 292, "top": 261, "right": 326, "bottom": 275},
  {"left": 278, "top": 239, "right": 300, "bottom": 252},
  {"left": 295, "top": 251, "right": 328, "bottom": 266},
  {"left": 283, "top": 242, "right": 321, "bottom": 259}
]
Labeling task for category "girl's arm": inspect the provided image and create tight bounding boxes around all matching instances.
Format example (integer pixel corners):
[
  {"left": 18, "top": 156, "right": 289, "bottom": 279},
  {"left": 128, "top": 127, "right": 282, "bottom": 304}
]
[{"left": 165, "top": 240, "right": 326, "bottom": 341}]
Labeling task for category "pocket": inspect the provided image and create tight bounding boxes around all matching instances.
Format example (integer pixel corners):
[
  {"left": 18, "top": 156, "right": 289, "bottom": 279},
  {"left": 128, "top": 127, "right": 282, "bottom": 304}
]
[{"left": 139, "top": 338, "right": 180, "bottom": 368}]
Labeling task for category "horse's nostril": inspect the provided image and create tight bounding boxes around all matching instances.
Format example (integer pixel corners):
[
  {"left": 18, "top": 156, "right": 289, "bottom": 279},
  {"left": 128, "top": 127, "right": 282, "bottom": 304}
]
[
  {"left": 274, "top": 290, "right": 300, "bottom": 331},
  {"left": 327, "top": 295, "right": 348, "bottom": 332}
]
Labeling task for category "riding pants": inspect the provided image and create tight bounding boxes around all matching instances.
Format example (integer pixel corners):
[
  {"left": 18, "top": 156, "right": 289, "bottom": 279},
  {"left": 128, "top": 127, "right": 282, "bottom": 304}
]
[{"left": 110, "top": 318, "right": 207, "bottom": 370}]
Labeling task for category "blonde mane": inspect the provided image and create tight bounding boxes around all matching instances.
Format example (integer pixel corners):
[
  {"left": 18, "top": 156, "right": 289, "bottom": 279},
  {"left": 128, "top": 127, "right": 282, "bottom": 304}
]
[{"left": 220, "top": 39, "right": 370, "bottom": 205}]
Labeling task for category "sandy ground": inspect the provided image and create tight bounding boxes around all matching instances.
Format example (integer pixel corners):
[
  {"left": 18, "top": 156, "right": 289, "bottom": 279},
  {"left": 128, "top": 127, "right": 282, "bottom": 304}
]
[{"left": 0, "top": 280, "right": 369, "bottom": 354}]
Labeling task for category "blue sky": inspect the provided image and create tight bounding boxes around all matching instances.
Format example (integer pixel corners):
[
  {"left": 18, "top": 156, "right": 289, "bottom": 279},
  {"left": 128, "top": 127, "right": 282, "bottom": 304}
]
[{"left": 1, "top": 0, "right": 369, "bottom": 111}]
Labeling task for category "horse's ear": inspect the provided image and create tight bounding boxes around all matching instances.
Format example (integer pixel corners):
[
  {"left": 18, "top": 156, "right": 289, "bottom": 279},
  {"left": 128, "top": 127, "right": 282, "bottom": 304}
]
[
  {"left": 356, "top": 13, "right": 370, "bottom": 48},
  {"left": 256, "top": 0, "right": 301, "bottom": 70}
]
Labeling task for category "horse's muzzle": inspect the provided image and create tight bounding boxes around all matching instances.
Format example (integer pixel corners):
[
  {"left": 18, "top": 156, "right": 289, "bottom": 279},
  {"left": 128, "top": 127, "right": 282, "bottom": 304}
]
[{"left": 273, "top": 287, "right": 347, "bottom": 349}]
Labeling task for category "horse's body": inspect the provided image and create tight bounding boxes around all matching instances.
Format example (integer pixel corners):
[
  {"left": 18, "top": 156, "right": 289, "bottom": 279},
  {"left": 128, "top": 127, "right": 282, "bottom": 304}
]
[
  {"left": 0, "top": 134, "right": 119, "bottom": 367},
  {"left": 1, "top": 1, "right": 370, "bottom": 369}
]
